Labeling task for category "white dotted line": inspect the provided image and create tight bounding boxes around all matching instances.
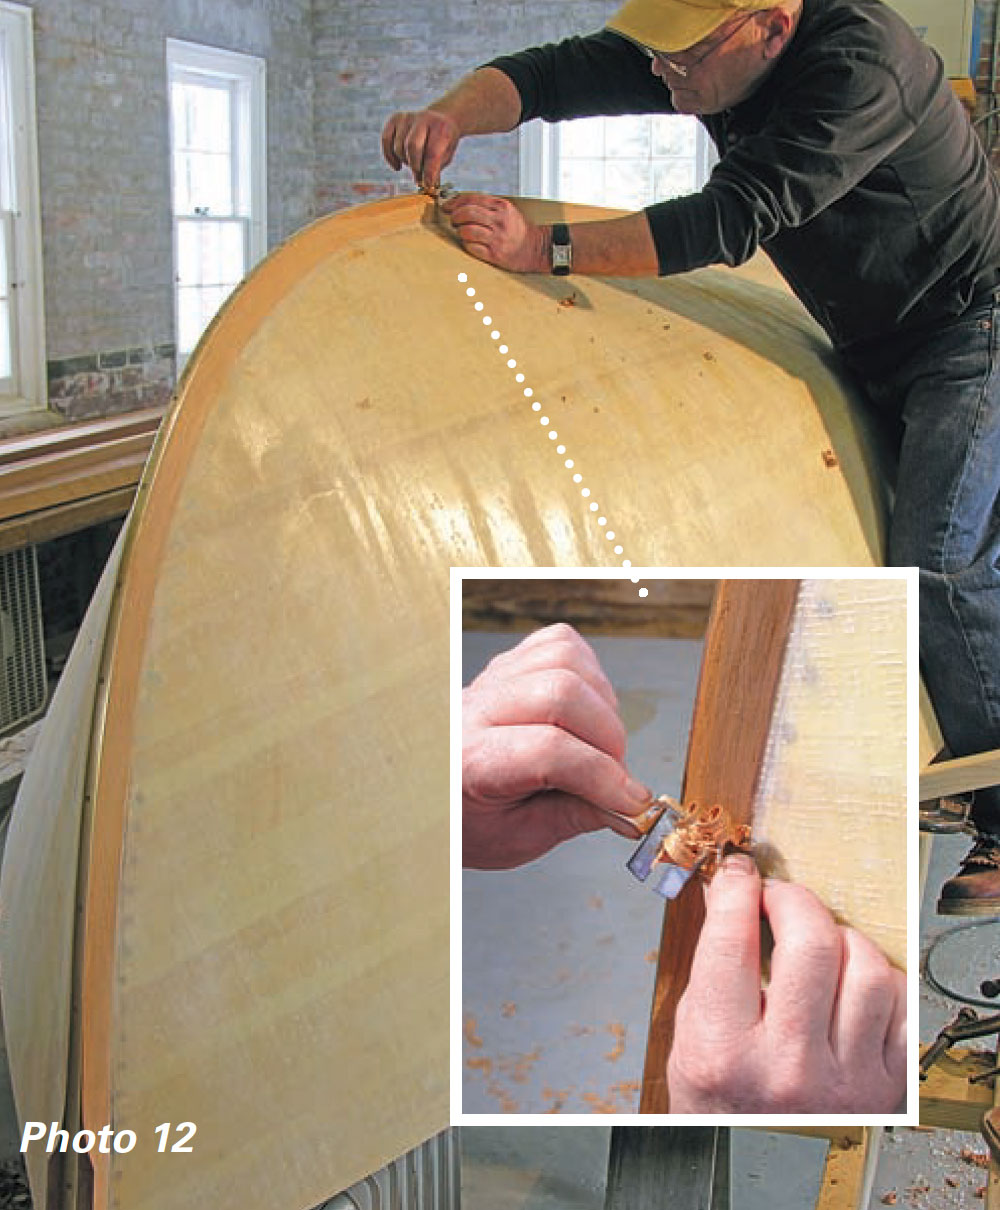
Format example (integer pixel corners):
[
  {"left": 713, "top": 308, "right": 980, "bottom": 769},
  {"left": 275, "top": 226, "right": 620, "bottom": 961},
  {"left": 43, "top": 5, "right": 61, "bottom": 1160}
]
[{"left": 457, "top": 272, "right": 647, "bottom": 598}]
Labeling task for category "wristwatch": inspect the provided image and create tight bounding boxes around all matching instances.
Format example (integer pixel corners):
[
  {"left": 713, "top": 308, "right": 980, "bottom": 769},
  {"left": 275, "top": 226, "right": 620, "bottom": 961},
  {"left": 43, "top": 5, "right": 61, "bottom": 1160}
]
[{"left": 550, "top": 223, "right": 573, "bottom": 276}]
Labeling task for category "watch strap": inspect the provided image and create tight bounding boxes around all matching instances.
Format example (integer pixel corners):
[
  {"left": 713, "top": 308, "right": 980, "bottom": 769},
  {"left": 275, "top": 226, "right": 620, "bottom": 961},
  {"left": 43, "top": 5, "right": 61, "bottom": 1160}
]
[{"left": 551, "top": 222, "right": 572, "bottom": 276}]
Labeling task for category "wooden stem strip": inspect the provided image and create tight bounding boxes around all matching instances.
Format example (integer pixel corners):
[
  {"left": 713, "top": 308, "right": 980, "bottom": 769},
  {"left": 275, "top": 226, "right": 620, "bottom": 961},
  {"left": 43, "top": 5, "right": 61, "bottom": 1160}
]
[{"left": 639, "top": 579, "right": 801, "bottom": 1113}]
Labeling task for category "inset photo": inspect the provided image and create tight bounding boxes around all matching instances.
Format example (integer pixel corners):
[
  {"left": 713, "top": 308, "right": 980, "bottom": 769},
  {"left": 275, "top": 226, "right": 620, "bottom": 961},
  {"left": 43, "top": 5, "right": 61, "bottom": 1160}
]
[{"left": 452, "top": 569, "right": 916, "bottom": 1124}]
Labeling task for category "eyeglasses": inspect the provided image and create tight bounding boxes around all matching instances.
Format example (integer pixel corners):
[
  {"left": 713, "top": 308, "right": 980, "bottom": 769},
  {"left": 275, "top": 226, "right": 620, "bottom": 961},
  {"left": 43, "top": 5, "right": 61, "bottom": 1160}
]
[{"left": 648, "top": 12, "right": 756, "bottom": 78}]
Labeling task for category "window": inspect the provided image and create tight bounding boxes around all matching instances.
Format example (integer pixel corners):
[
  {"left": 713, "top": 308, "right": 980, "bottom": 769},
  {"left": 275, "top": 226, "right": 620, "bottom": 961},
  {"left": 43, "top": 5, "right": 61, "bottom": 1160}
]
[
  {"left": 166, "top": 40, "right": 266, "bottom": 366},
  {"left": 0, "top": 2, "right": 45, "bottom": 415},
  {"left": 520, "top": 113, "right": 715, "bottom": 211}
]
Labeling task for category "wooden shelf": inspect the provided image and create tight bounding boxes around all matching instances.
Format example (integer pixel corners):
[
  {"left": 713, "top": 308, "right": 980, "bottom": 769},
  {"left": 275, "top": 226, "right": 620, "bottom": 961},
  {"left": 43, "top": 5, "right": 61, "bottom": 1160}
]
[{"left": 0, "top": 406, "right": 164, "bottom": 551}]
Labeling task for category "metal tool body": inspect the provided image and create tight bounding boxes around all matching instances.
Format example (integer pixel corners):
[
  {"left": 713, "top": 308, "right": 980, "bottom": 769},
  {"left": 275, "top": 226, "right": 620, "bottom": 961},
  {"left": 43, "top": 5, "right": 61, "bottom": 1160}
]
[
  {"left": 420, "top": 181, "right": 457, "bottom": 203},
  {"left": 625, "top": 795, "right": 752, "bottom": 900},
  {"left": 626, "top": 798, "right": 706, "bottom": 899}
]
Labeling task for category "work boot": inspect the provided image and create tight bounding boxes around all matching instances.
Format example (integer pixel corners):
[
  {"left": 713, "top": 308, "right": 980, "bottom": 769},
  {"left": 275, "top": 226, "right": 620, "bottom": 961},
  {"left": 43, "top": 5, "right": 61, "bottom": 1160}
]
[{"left": 937, "top": 835, "right": 1000, "bottom": 916}]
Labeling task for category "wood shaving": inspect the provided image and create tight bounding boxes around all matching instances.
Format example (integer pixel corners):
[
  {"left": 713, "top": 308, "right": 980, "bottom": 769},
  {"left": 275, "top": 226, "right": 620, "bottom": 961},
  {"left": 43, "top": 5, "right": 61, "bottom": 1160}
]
[
  {"left": 604, "top": 1022, "right": 626, "bottom": 1062},
  {"left": 654, "top": 800, "right": 751, "bottom": 875},
  {"left": 822, "top": 448, "right": 839, "bottom": 468},
  {"left": 500, "top": 1001, "right": 517, "bottom": 1018},
  {"left": 542, "top": 1085, "right": 573, "bottom": 1113},
  {"left": 463, "top": 1014, "right": 483, "bottom": 1048},
  {"left": 498, "top": 1048, "right": 541, "bottom": 1085},
  {"left": 961, "top": 1148, "right": 991, "bottom": 1169},
  {"left": 880, "top": 1191, "right": 898, "bottom": 1204},
  {"left": 610, "top": 1079, "right": 640, "bottom": 1104},
  {"left": 485, "top": 1081, "right": 519, "bottom": 1113}
]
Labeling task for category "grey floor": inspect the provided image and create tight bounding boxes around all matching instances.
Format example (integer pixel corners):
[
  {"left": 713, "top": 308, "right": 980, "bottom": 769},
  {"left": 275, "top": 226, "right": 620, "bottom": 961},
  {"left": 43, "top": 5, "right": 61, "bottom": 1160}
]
[
  {"left": 460, "top": 1126, "right": 831, "bottom": 1210},
  {"left": 462, "top": 630, "right": 702, "bottom": 1116}
]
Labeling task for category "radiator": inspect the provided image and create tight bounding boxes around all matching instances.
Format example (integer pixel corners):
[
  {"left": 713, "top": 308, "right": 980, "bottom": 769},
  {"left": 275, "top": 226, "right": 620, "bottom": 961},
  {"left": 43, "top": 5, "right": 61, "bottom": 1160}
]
[
  {"left": 0, "top": 545, "right": 46, "bottom": 736},
  {"left": 319, "top": 1129, "right": 460, "bottom": 1210}
]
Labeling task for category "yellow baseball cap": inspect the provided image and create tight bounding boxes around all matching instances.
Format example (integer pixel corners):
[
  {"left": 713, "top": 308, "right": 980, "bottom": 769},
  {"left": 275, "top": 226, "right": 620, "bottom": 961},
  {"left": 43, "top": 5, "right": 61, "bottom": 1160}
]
[{"left": 607, "top": 0, "right": 777, "bottom": 54}]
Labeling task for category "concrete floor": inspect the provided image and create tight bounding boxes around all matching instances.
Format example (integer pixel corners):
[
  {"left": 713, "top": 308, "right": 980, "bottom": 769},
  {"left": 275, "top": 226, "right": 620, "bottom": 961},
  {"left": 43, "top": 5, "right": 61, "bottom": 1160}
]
[
  {"left": 462, "top": 630, "right": 702, "bottom": 1115},
  {"left": 460, "top": 1126, "right": 831, "bottom": 1210}
]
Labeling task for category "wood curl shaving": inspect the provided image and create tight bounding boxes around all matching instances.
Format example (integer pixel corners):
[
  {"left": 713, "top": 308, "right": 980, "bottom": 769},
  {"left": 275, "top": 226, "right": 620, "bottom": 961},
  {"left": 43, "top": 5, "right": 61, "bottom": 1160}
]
[{"left": 653, "top": 800, "right": 751, "bottom": 877}]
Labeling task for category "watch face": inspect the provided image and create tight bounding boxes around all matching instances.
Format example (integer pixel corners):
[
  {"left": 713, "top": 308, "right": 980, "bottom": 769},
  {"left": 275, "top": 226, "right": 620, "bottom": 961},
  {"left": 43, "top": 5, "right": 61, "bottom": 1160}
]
[{"left": 552, "top": 243, "right": 572, "bottom": 270}]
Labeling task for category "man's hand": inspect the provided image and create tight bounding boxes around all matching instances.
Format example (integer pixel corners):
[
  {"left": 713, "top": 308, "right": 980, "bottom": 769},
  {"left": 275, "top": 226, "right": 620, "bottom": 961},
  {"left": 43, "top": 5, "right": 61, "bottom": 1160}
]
[
  {"left": 381, "top": 108, "right": 461, "bottom": 190},
  {"left": 380, "top": 68, "right": 523, "bottom": 190},
  {"left": 463, "top": 623, "right": 653, "bottom": 869},
  {"left": 668, "top": 853, "right": 907, "bottom": 1113},
  {"left": 441, "top": 193, "right": 547, "bottom": 272}
]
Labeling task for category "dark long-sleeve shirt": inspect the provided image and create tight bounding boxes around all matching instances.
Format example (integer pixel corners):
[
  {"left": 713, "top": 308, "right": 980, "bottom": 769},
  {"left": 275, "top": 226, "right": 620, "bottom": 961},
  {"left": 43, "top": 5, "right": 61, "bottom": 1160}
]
[{"left": 487, "top": 0, "right": 1000, "bottom": 354}]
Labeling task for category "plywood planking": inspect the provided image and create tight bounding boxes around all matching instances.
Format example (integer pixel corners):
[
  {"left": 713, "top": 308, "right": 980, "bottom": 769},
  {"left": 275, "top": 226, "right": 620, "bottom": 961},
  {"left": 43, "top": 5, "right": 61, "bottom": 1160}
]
[
  {"left": 2, "top": 195, "right": 900, "bottom": 1208},
  {"left": 752, "top": 579, "right": 908, "bottom": 971},
  {"left": 641, "top": 578, "right": 908, "bottom": 1113}
]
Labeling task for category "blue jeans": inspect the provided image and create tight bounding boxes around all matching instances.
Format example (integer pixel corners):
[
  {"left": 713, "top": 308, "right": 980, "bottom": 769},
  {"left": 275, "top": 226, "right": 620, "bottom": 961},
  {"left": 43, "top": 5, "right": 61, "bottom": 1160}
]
[{"left": 845, "top": 293, "right": 1000, "bottom": 830}]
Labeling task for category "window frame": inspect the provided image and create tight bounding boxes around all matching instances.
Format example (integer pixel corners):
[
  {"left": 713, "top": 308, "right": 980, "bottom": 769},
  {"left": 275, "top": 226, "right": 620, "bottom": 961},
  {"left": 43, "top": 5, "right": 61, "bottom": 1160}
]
[
  {"left": 519, "top": 115, "right": 715, "bottom": 209},
  {"left": 0, "top": 1, "right": 46, "bottom": 417},
  {"left": 166, "top": 39, "right": 266, "bottom": 370}
]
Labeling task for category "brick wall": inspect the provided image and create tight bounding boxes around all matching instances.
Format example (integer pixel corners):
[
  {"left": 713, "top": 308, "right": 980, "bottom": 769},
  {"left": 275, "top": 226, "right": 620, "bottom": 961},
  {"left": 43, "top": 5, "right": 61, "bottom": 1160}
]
[
  {"left": 14, "top": 0, "right": 1000, "bottom": 428},
  {"left": 25, "top": 0, "right": 315, "bottom": 424},
  {"left": 312, "top": 2, "right": 613, "bottom": 213}
]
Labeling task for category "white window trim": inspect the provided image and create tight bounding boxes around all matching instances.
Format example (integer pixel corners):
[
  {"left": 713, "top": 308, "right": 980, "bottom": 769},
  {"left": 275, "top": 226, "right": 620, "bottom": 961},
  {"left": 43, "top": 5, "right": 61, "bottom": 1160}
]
[
  {"left": 519, "top": 116, "right": 716, "bottom": 204},
  {"left": 166, "top": 39, "right": 266, "bottom": 370},
  {"left": 0, "top": 2, "right": 46, "bottom": 417}
]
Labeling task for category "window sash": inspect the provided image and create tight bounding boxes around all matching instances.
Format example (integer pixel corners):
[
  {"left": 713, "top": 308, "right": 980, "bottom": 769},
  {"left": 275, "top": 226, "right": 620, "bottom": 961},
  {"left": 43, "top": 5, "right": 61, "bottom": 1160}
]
[
  {"left": 520, "top": 114, "right": 716, "bottom": 210},
  {"left": 167, "top": 40, "right": 265, "bottom": 370},
  {"left": 174, "top": 215, "right": 248, "bottom": 356},
  {"left": 0, "top": 208, "right": 16, "bottom": 393},
  {"left": 171, "top": 73, "right": 242, "bottom": 219},
  {"left": 0, "top": 3, "right": 45, "bottom": 415}
]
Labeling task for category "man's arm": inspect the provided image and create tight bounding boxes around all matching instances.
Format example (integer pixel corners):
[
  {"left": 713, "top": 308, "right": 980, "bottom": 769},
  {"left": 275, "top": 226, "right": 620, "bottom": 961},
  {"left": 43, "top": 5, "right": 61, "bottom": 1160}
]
[
  {"left": 382, "top": 67, "right": 522, "bottom": 190},
  {"left": 381, "top": 31, "right": 670, "bottom": 191},
  {"left": 440, "top": 194, "right": 660, "bottom": 276},
  {"left": 669, "top": 853, "right": 907, "bottom": 1113},
  {"left": 463, "top": 623, "right": 653, "bottom": 869}
]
